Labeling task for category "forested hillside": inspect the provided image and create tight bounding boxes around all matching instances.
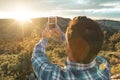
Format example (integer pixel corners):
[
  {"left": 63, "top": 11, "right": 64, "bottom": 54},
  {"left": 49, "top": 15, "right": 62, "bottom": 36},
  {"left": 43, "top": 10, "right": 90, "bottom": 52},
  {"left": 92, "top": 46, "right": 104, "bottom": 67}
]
[{"left": 0, "top": 17, "right": 120, "bottom": 80}]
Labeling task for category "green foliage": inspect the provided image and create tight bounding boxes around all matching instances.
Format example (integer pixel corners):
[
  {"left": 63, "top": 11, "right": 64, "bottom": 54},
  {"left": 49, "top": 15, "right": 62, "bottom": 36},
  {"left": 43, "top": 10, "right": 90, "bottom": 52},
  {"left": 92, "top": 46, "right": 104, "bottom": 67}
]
[
  {"left": 102, "top": 30, "right": 120, "bottom": 51},
  {"left": 102, "top": 31, "right": 110, "bottom": 51},
  {"left": 115, "top": 42, "right": 120, "bottom": 51},
  {"left": 0, "top": 30, "right": 66, "bottom": 80},
  {"left": 0, "top": 54, "right": 18, "bottom": 80},
  {"left": 0, "top": 30, "right": 40, "bottom": 80},
  {"left": 109, "top": 31, "right": 120, "bottom": 51},
  {"left": 46, "top": 38, "right": 66, "bottom": 67},
  {"left": 109, "top": 31, "right": 120, "bottom": 44},
  {"left": 111, "top": 64, "right": 120, "bottom": 75}
]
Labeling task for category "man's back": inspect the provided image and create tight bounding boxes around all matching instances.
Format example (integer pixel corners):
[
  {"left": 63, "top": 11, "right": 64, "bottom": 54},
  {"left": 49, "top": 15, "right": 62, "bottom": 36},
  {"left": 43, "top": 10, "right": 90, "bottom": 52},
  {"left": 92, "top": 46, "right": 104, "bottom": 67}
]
[
  {"left": 62, "top": 56, "right": 110, "bottom": 80},
  {"left": 31, "top": 38, "right": 110, "bottom": 80}
]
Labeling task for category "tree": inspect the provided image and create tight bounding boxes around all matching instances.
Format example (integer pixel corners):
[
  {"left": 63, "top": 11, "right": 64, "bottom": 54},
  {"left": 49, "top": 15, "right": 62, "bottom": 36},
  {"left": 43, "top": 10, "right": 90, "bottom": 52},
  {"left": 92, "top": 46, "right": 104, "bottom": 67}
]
[
  {"left": 115, "top": 42, "right": 120, "bottom": 51},
  {"left": 109, "top": 31, "right": 120, "bottom": 51}
]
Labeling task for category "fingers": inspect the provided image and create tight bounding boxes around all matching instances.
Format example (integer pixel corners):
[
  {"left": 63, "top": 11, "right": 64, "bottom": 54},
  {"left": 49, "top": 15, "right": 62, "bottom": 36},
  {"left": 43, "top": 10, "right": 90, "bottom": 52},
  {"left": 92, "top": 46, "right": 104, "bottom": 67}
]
[
  {"left": 44, "top": 23, "right": 50, "bottom": 32},
  {"left": 56, "top": 24, "right": 60, "bottom": 29}
]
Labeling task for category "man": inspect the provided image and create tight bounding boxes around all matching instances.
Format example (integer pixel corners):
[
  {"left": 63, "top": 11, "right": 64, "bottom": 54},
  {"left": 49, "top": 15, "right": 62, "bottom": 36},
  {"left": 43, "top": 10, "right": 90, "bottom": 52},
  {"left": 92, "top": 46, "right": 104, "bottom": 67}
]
[{"left": 31, "top": 16, "right": 110, "bottom": 80}]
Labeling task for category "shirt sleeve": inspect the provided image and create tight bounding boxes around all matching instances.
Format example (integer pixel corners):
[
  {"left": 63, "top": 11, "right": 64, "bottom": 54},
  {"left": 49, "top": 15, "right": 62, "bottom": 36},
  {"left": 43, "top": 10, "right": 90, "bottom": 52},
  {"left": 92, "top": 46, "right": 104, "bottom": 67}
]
[
  {"left": 31, "top": 35, "right": 66, "bottom": 80},
  {"left": 31, "top": 37, "right": 54, "bottom": 79}
]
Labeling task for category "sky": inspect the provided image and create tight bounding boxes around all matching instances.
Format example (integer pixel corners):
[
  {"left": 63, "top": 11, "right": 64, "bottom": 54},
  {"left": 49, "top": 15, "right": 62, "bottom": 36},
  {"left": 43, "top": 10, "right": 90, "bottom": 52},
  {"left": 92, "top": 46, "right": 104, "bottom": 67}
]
[{"left": 0, "top": 0, "right": 120, "bottom": 20}]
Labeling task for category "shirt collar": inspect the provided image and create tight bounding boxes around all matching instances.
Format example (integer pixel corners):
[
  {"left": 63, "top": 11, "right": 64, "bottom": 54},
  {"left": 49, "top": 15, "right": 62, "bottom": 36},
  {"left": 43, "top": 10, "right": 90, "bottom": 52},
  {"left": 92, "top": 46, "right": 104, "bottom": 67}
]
[{"left": 65, "top": 58, "right": 96, "bottom": 70}]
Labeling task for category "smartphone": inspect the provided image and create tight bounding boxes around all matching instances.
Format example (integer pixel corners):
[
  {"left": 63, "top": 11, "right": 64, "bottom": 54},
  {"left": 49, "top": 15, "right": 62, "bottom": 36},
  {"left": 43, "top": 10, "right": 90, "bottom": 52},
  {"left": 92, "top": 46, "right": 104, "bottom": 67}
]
[{"left": 48, "top": 17, "right": 57, "bottom": 29}]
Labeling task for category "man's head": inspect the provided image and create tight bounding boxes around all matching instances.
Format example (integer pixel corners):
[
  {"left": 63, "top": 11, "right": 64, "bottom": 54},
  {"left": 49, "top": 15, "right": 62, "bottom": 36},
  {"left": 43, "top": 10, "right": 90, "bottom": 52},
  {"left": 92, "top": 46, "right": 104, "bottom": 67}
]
[{"left": 66, "top": 16, "right": 103, "bottom": 64}]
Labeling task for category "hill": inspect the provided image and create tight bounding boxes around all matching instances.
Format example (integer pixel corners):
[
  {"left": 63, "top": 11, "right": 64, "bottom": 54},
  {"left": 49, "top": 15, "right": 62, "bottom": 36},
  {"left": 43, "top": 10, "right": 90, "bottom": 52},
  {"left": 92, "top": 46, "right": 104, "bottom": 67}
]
[
  {"left": 0, "top": 17, "right": 120, "bottom": 40},
  {"left": 97, "top": 19, "right": 120, "bottom": 30}
]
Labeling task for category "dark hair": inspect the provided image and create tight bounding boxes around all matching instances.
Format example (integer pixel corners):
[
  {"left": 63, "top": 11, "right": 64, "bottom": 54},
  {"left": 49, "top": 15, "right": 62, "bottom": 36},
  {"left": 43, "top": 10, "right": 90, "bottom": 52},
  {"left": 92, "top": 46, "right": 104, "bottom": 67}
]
[{"left": 66, "top": 16, "right": 103, "bottom": 63}]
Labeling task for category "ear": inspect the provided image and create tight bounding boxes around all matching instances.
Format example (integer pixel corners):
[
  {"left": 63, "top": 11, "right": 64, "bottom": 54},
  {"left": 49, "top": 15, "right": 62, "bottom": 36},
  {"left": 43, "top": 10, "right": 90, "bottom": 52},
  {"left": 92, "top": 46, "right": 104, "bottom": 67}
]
[
  {"left": 66, "top": 44, "right": 75, "bottom": 62},
  {"left": 66, "top": 44, "right": 71, "bottom": 55}
]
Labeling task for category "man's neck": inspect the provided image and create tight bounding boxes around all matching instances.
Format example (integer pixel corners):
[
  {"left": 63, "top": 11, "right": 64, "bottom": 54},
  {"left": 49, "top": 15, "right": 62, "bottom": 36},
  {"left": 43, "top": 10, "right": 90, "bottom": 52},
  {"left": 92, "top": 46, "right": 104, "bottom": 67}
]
[{"left": 67, "top": 57, "right": 96, "bottom": 64}]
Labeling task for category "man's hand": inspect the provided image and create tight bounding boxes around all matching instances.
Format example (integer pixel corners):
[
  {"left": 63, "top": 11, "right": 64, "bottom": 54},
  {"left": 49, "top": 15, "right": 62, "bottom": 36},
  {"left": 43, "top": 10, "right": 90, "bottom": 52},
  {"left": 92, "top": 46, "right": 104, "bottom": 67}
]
[
  {"left": 42, "top": 23, "right": 64, "bottom": 40},
  {"left": 52, "top": 24, "right": 64, "bottom": 39},
  {"left": 42, "top": 24, "right": 52, "bottom": 39}
]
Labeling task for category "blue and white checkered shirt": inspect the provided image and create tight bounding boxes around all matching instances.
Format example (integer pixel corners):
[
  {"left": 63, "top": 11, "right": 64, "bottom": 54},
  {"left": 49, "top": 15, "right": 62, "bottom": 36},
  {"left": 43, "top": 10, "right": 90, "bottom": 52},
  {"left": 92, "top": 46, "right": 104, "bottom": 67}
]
[{"left": 31, "top": 37, "right": 111, "bottom": 80}]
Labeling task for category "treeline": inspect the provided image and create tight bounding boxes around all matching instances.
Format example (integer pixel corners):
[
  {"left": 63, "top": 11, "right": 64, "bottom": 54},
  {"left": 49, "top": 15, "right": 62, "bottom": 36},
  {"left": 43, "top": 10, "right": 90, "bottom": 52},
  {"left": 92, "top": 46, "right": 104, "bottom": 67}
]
[{"left": 102, "top": 30, "right": 120, "bottom": 51}]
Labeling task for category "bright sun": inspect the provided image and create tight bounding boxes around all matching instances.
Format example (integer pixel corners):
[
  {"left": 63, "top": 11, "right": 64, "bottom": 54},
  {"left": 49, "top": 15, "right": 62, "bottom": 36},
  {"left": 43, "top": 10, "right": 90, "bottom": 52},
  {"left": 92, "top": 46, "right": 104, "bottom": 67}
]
[
  {"left": 12, "top": 6, "right": 32, "bottom": 23},
  {"left": 15, "top": 16, "right": 32, "bottom": 23}
]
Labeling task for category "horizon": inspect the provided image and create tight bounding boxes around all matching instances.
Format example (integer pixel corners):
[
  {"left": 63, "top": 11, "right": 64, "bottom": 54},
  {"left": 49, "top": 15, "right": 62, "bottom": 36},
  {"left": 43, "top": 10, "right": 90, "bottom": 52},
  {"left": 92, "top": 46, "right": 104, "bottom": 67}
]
[{"left": 0, "top": 16, "right": 120, "bottom": 22}]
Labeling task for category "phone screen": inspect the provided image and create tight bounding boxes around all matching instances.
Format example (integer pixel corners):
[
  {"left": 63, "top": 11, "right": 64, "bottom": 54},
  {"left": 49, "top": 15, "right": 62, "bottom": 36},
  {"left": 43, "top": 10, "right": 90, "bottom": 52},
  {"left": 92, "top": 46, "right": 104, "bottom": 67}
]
[
  {"left": 49, "top": 17, "right": 55, "bottom": 23},
  {"left": 48, "top": 17, "right": 57, "bottom": 29}
]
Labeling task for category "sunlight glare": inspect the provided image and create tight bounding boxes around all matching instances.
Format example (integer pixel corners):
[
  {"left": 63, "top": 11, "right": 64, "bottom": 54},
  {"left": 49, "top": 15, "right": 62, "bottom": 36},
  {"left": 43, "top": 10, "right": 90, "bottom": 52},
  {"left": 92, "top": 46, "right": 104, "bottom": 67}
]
[{"left": 12, "top": 6, "right": 32, "bottom": 23}]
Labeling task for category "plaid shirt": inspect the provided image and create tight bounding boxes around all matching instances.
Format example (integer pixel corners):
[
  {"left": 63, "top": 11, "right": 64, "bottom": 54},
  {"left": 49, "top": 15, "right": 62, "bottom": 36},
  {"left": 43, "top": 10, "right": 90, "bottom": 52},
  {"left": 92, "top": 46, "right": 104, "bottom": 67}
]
[{"left": 31, "top": 37, "right": 111, "bottom": 80}]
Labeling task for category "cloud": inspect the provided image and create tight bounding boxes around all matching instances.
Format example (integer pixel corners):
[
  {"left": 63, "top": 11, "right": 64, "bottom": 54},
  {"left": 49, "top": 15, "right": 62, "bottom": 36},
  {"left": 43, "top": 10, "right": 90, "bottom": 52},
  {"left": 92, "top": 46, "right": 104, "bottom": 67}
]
[
  {"left": 0, "top": 0, "right": 120, "bottom": 20},
  {"left": 56, "top": 8, "right": 120, "bottom": 20},
  {"left": 34, "top": 0, "right": 120, "bottom": 10},
  {"left": 0, "top": 0, "right": 120, "bottom": 11}
]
